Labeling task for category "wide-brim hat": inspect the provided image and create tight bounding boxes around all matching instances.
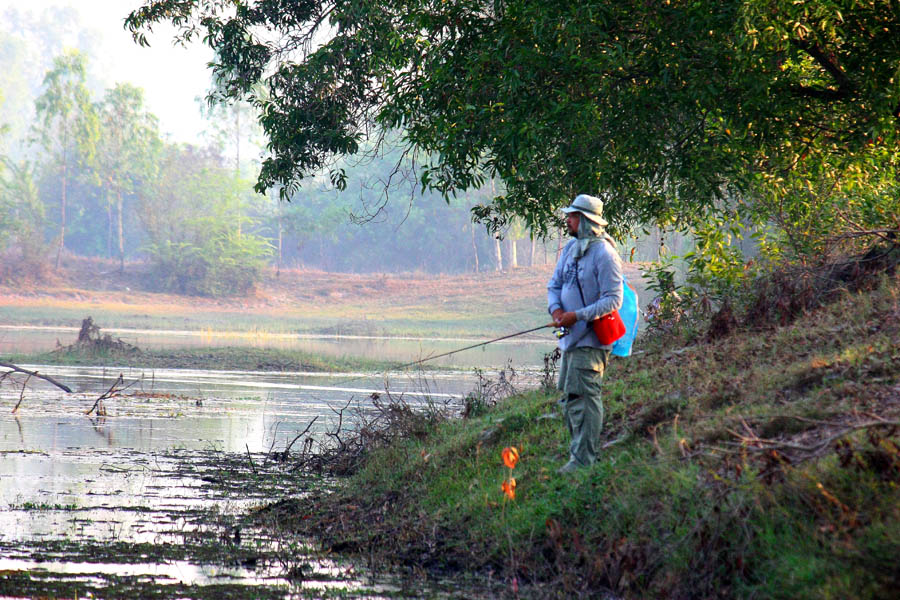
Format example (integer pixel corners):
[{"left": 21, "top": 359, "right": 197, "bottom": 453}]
[{"left": 562, "top": 194, "right": 608, "bottom": 227}]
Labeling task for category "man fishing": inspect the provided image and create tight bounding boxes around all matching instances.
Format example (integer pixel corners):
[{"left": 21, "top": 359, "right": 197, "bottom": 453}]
[{"left": 548, "top": 194, "right": 624, "bottom": 473}]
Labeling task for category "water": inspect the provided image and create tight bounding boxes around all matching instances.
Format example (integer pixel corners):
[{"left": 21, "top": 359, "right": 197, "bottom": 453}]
[
  {"left": 0, "top": 325, "right": 554, "bottom": 368},
  {"left": 0, "top": 364, "right": 516, "bottom": 598}
]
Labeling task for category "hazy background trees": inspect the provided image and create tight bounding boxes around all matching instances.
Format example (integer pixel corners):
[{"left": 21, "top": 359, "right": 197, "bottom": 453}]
[
  {"left": 32, "top": 48, "right": 98, "bottom": 270},
  {"left": 0, "top": 6, "right": 591, "bottom": 297},
  {"left": 0, "top": 3, "right": 718, "bottom": 297}
]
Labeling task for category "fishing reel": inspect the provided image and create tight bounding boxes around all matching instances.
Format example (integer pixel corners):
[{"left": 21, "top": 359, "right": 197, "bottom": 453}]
[{"left": 553, "top": 327, "right": 570, "bottom": 339}]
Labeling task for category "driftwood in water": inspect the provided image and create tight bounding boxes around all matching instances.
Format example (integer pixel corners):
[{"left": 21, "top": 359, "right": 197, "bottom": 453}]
[
  {"left": 0, "top": 361, "right": 73, "bottom": 393},
  {"left": 1, "top": 357, "right": 132, "bottom": 416},
  {"left": 85, "top": 374, "right": 125, "bottom": 416},
  {"left": 57, "top": 317, "right": 140, "bottom": 356}
]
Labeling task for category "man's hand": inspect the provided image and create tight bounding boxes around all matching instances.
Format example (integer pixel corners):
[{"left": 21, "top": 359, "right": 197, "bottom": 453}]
[
  {"left": 554, "top": 311, "right": 577, "bottom": 328},
  {"left": 551, "top": 308, "right": 564, "bottom": 323}
]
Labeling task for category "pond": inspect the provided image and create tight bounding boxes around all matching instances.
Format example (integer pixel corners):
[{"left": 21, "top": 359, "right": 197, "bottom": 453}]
[
  {"left": 0, "top": 324, "right": 555, "bottom": 369},
  {"left": 0, "top": 363, "right": 528, "bottom": 598}
]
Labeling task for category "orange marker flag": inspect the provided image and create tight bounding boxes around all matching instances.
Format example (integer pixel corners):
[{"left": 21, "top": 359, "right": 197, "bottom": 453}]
[{"left": 502, "top": 446, "right": 519, "bottom": 470}]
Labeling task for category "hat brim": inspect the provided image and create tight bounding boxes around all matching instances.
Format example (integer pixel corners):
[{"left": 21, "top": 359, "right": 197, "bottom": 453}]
[{"left": 562, "top": 207, "right": 608, "bottom": 227}]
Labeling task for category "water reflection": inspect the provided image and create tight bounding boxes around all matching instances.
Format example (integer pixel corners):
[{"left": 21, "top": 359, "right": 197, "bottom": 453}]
[{"left": 3, "top": 365, "right": 483, "bottom": 451}]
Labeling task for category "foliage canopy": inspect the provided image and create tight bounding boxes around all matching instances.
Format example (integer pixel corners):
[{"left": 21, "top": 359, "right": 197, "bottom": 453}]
[{"left": 126, "top": 0, "right": 900, "bottom": 236}]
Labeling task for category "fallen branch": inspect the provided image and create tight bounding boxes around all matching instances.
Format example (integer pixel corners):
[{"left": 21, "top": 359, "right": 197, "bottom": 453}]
[
  {"left": 727, "top": 419, "right": 900, "bottom": 462},
  {"left": 0, "top": 361, "right": 72, "bottom": 393},
  {"left": 275, "top": 416, "right": 319, "bottom": 462},
  {"left": 85, "top": 374, "right": 125, "bottom": 416},
  {"left": 246, "top": 443, "right": 258, "bottom": 475},
  {"left": 601, "top": 432, "right": 629, "bottom": 450}
]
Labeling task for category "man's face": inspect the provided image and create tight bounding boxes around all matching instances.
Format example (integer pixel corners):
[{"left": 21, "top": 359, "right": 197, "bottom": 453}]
[{"left": 566, "top": 212, "right": 581, "bottom": 237}]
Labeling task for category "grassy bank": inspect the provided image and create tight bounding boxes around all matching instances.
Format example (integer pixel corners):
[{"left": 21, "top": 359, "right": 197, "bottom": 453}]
[{"left": 272, "top": 274, "right": 900, "bottom": 598}]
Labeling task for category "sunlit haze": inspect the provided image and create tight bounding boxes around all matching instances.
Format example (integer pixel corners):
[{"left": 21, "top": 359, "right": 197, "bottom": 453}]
[{"left": 0, "top": 0, "right": 213, "bottom": 144}]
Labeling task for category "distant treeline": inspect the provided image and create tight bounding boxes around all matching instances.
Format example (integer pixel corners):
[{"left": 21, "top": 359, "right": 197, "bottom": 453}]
[{"left": 0, "top": 13, "right": 671, "bottom": 295}]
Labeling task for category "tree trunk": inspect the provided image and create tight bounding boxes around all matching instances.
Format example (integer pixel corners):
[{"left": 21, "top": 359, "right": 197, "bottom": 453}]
[
  {"left": 509, "top": 237, "right": 518, "bottom": 268},
  {"left": 494, "top": 236, "right": 503, "bottom": 271},
  {"left": 276, "top": 194, "right": 283, "bottom": 277},
  {"left": 470, "top": 223, "right": 479, "bottom": 272},
  {"left": 106, "top": 201, "right": 113, "bottom": 259},
  {"left": 530, "top": 236, "right": 536, "bottom": 267},
  {"left": 55, "top": 160, "right": 67, "bottom": 271},
  {"left": 117, "top": 190, "right": 125, "bottom": 273},
  {"left": 235, "top": 107, "right": 242, "bottom": 238},
  {"left": 235, "top": 106, "right": 241, "bottom": 178}
]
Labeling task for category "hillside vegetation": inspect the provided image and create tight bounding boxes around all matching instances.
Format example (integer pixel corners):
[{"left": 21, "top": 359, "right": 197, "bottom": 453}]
[{"left": 272, "top": 273, "right": 900, "bottom": 599}]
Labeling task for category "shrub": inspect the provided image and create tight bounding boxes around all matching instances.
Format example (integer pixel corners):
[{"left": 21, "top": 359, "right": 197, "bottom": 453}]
[{"left": 145, "top": 230, "right": 272, "bottom": 297}]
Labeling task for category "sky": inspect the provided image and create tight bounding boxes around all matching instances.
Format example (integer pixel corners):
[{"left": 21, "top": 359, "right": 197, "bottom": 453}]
[{"left": 0, "top": 0, "right": 214, "bottom": 144}]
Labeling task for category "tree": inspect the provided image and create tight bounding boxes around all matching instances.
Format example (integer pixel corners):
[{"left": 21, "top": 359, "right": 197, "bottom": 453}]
[
  {"left": 200, "top": 95, "right": 264, "bottom": 179},
  {"left": 199, "top": 89, "right": 267, "bottom": 236},
  {"left": 0, "top": 156, "right": 47, "bottom": 282},
  {"left": 0, "top": 33, "right": 31, "bottom": 157},
  {"left": 138, "top": 144, "right": 272, "bottom": 296},
  {"left": 126, "top": 0, "right": 900, "bottom": 245},
  {"left": 33, "top": 49, "right": 98, "bottom": 270},
  {"left": 95, "top": 83, "right": 161, "bottom": 272}
]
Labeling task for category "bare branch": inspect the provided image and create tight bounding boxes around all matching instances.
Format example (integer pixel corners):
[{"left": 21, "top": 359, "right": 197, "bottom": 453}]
[
  {"left": 791, "top": 39, "right": 854, "bottom": 95},
  {"left": 85, "top": 374, "right": 124, "bottom": 416},
  {"left": 12, "top": 373, "right": 33, "bottom": 413},
  {"left": 282, "top": 416, "right": 319, "bottom": 456},
  {"left": 0, "top": 361, "right": 72, "bottom": 393}
]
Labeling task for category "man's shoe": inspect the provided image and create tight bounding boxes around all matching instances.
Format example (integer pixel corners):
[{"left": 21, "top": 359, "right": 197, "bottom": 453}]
[{"left": 557, "top": 459, "right": 579, "bottom": 474}]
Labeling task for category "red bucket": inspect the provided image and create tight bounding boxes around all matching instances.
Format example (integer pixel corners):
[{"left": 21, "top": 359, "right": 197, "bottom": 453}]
[{"left": 592, "top": 311, "right": 626, "bottom": 345}]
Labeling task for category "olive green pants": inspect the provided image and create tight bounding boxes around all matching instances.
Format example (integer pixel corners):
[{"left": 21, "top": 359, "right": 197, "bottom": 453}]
[{"left": 557, "top": 346, "right": 610, "bottom": 467}]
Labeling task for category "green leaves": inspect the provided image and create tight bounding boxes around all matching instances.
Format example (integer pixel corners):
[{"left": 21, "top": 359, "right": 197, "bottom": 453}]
[
  {"left": 145, "top": 232, "right": 273, "bottom": 297},
  {"left": 33, "top": 49, "right": 99, "bottom": 168},
  {"left": 127, "top": 0, "right": 900, "bottom": 256}
]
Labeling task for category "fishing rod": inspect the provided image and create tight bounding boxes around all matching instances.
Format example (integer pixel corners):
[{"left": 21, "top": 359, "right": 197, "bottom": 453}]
[
  {"left": 288, "top": 322, "right": 558, "bottom": 400},
  {"left": 390, "top": 323, "right": 555, "bottom": 371}
]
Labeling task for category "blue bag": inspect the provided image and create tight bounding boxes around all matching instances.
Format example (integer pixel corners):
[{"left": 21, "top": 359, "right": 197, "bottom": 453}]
[{"left": 612, "top": 276, "right": 639, "bottom": 357}]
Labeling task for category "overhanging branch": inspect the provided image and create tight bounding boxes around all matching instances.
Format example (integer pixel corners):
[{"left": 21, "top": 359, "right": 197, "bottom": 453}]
[{"left": 790, "top": 38, "right": 855, "bottom": 102}]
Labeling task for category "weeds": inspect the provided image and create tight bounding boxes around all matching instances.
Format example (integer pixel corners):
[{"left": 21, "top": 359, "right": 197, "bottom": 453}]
[
  {"left": 643, "top": 240, "right": 900, "bottom": 345},
  {"left": 283, "top": 389, "right": 454, "bottom": 477},
  {"left": 540, "top": 348, "right": 561, "bottom": 392},
  {"left": 463, "top": 362, "right": 519, "bottom": 418}
]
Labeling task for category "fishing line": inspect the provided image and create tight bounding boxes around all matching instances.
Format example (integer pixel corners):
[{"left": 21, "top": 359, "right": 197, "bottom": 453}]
[
  {"left": 317, "top": 323, "right": 556, "bottom": 395},
  {"left": 389, "top": 323, "right": 554, "bottom": 371}
]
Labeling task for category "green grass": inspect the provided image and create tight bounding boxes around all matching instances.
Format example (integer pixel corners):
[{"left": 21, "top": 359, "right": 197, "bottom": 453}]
[
  {"left": 282, "top": 273, "right": 900, "bottom": 598},
  {"left": 7, "top": 345, "right": 413, "bottom": 373}
]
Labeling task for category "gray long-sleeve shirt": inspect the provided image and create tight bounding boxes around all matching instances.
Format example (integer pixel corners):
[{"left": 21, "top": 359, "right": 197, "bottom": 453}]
[{"left": 547, "top": 238, "right": 624, "bottom": 351}]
